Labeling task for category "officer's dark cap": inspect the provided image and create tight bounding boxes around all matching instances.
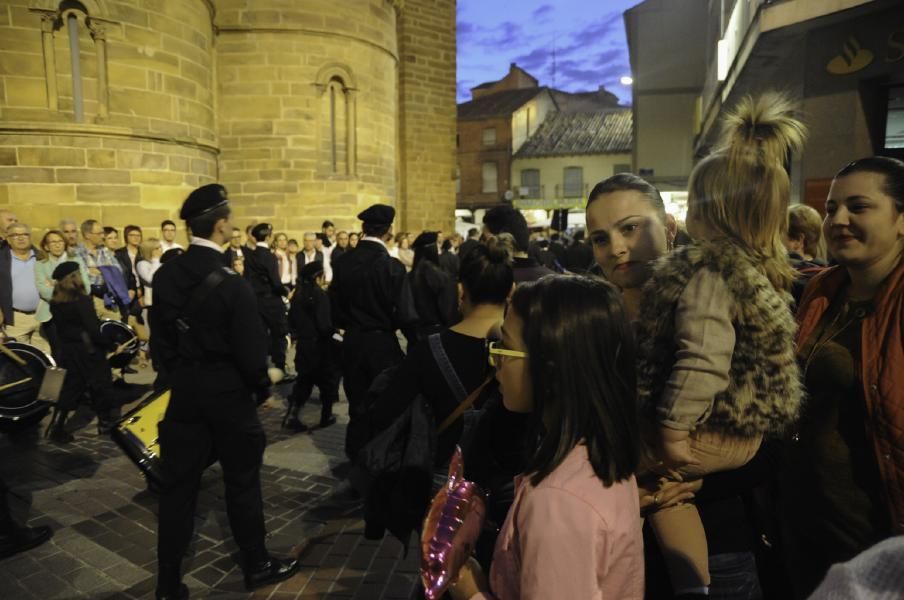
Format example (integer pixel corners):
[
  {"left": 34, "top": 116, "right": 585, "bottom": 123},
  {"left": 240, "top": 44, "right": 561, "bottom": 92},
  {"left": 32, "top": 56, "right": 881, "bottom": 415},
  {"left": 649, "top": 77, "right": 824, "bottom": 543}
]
[
  {"left": 51, "top": 261, "right": 80, "bottom": 280},
  {"left": 251, "top": 223, "right": 273, "bottom": 240},
  {"left": 412, "top": 231, "right": 438, "bottom": 248},
  {"left": 300, "top": 261, "right": 324, "bottom": 282},
  {"left": 180, "top": 184, "right": 229, "bottom": 221},
  {"left": 357, "top": 204, "right": 395, "bottom": 225}
]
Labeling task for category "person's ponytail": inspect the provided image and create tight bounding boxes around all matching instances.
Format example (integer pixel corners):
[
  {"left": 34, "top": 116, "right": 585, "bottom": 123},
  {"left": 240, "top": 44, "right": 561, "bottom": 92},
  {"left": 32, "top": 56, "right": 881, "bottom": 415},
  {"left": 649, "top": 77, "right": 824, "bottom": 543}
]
[{"left": 689, "top": 92, "right": 807, "bottom": 291}]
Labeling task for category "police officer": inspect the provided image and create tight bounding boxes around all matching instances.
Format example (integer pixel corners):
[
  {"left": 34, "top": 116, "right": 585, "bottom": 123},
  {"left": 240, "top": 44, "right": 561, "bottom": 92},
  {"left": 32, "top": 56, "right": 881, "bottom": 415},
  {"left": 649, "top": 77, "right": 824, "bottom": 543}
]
[
  {"left": 150, "top": 185, "right": 297, "bottom": 599},
  {"left": 329, "top": 204, "right": 416, "bottom": 459},
  {"left": 243, "top": 223, "right": 291, "bottom": 378}
]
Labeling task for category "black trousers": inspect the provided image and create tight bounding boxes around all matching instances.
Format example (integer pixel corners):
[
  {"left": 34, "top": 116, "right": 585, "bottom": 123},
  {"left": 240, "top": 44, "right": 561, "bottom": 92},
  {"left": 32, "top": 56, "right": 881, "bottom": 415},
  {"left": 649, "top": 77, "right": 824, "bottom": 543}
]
[
  {"left": 289, "top": 346, "right": 340, "bottom": 421},
  {"left": 157, "top": 369, "right": 267, "bottom": 568},
  {"left": 258, "top": 298, "right": 288, "bottom": 371},
  {"left": 340, "top": 331, "right": 403, "bottom": 460},
  {"left": 0, "top": 476, "right": 13, "bottom": 535}
]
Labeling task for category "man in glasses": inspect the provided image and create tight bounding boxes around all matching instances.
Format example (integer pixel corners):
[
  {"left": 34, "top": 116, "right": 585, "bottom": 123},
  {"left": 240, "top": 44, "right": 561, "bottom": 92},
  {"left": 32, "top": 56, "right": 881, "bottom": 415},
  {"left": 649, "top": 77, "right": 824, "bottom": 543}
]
[
  {"left": 0, "top": 223, "right": 51, "bottom": 354},
  {"left": 224, "top": 227, "right": 244, "bottom": 269}
]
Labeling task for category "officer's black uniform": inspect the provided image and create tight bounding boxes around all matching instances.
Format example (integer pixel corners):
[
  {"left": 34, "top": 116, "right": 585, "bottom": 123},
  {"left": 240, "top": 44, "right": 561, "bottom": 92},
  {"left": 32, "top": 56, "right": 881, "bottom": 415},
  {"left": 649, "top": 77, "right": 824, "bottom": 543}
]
[
  {"left": 151, "top": 185, "right": 295, "bottom": 599},
  {"left": 329, "top": 204, "right": 414, "bottom": 459},
  {"left": 243, "top": 226, "right": 289, "bottom": 372}
]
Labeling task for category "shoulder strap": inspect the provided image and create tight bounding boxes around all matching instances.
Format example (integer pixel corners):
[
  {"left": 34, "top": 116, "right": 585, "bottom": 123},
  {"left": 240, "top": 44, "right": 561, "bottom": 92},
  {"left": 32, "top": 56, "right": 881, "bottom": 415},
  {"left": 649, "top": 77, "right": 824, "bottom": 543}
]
[
  {"left": 436, "top": 374, "right": 492, "bottom": 435},
  {"left": 177, "top": 268, "right": 229, "bottom": 332},
  {"left": 428, "top": 332, "right": 467, "bottom": 402}
]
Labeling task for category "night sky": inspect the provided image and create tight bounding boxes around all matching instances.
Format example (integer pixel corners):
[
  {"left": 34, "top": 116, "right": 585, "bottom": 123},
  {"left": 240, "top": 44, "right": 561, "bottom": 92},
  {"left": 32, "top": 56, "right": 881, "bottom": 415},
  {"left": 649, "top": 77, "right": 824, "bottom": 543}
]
[{"left": 456, "top": 0, "right": 641, "bottom": 106}]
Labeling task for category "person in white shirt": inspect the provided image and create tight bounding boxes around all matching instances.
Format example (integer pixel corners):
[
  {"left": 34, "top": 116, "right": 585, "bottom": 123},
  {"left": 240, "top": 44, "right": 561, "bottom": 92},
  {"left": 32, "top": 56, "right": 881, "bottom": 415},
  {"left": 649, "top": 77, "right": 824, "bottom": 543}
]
[
  {"left": 272, "top": 232, "right": 296, "bottom": 289},
  {"left": 159, "top": 219, "right": 183, "bottom": 253}
]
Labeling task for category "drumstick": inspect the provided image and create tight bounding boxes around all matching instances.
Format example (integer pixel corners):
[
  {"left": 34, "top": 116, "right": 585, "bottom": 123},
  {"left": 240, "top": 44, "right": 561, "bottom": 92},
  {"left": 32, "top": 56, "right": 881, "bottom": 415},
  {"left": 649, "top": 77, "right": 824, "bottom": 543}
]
[
  {"left": 0, "top": 342, "right": 27, "bottom": 366},
  {"left": 108, "top": 336, "right": 138, "bottom": 357},
  {"left": 0, "top": 376, "right": 33, "bottom": 392}
]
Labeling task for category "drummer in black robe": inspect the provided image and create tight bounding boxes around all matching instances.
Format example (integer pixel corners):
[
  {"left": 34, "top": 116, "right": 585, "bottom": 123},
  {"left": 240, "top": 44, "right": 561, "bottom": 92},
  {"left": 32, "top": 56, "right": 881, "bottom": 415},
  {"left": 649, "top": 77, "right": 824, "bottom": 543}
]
[
  {"left": 329, "top": 204, "right": 416, "bottom": 460},
  {"left": 150, "top": 184, "right": 297, "bottom": 599},
  {"left": 45, "top": 260, "right": 114, "bottom": 443}
]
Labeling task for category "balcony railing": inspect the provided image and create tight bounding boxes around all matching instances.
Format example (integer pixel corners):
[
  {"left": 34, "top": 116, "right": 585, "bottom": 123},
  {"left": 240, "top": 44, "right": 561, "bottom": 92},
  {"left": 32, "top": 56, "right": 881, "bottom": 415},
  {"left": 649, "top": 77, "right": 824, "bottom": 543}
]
[{"left": 556, "top": 182, "right": 589, "bottom": 199}]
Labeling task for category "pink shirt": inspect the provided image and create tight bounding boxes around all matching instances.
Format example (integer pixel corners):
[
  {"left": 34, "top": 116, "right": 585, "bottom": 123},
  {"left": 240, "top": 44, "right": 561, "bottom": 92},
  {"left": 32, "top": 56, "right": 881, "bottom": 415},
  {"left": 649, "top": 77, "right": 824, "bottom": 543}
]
[{"left": 471, "top": 444, "right": 644, "bottom": 600}]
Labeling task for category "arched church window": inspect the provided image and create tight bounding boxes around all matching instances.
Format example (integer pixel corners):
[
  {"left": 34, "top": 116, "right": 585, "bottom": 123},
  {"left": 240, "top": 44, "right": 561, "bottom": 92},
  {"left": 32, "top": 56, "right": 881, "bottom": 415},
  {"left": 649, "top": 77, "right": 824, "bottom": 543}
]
[
  {"left": 315, "top": 65, "right": 358, "bottom": 177},
  {"left": 33, "top": 0, "right": 110, "bottom": 122}
]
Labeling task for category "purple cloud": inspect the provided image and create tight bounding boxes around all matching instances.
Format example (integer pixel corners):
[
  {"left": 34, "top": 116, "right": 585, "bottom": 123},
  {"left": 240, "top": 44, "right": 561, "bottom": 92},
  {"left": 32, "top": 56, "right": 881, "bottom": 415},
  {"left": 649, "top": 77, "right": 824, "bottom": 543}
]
[
  {"left": 513, "top": 47, "right": 549, "bottom": 71},
  {"left": 532, "top": 5, "right": 554, "bottom": 20}
]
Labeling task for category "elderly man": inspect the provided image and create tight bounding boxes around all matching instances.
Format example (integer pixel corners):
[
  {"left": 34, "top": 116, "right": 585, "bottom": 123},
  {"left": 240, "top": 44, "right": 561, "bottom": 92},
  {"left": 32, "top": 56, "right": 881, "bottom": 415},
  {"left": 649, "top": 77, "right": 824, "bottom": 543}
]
[
  {"left": 60, "top": 219, "right": 80, "bottom": 251},
  {"left": 74, "top": 219, "right": 129, "bottom": 322},
  {"left": 0, "top": 223, "right": 51, "bottom": 354}
]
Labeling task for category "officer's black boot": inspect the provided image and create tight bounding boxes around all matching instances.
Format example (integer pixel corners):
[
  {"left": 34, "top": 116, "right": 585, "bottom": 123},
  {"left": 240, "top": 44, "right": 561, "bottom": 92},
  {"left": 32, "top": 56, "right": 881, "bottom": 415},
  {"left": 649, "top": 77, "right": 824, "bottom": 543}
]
[
  {"left": 45, "top": 410, "right": 74, "bottom": 444},
  {"left": 243, "top": 553, "right": 299, "bottom": 590},
  {"left": 155, "top": 562, "right": 189, "bottom": 600},
  {"left": 281, "top": 399, "right": 307, "bottom": 433}
]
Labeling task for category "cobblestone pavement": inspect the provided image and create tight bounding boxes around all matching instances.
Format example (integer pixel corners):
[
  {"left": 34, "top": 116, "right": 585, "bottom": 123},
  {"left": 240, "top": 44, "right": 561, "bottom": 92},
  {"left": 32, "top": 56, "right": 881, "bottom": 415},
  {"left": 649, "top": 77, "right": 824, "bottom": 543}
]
[{"left": 0, "top": 367, "right": 420, "bottom": 599}]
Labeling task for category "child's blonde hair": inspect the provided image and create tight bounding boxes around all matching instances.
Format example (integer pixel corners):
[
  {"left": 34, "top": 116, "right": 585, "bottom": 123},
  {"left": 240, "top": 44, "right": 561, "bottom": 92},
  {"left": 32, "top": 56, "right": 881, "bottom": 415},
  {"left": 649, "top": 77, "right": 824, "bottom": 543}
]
[
  {"left": 787, "top": 204, "right": 826, "bottom": 262},
  {"left": 688, "top": 92, "right": 806, "bottom": 291}
]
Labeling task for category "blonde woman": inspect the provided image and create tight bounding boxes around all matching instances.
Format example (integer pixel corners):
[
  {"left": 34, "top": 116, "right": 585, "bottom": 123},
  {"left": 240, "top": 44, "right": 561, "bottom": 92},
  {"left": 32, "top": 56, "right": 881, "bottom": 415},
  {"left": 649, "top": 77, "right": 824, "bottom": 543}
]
[
  {"left": 787, "top": 204, "right": 827, "bottom": 265},
  {"left": 637, "top": 93, "right": 805, "bottom": 597}
]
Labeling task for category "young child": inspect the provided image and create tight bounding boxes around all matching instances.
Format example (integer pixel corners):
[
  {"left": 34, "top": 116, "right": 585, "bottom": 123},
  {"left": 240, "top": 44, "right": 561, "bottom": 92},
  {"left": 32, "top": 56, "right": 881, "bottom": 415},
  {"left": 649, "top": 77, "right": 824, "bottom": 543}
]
[
  {"left": 45, "top": 261, "right": 114, "bottom": 443},
  {"left": 283, "top": 261, "right": 339, "bottom": 431},
  {"left": 637, "top": 93, "right": 806, "bottom": 597}
]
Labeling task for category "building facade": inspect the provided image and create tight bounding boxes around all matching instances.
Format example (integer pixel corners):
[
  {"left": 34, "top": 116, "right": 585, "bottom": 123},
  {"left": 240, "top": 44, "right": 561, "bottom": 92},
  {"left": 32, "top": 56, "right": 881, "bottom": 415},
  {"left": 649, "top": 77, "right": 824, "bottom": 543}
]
[
  {"left": 625, "top": 0, "right": 903, "bottom": 215},
  {"left": 511, "top": 110, "right": 632, "bottom": 210},
  {"left": 0, "top": 0, "right": 456, "bottom": 238}
]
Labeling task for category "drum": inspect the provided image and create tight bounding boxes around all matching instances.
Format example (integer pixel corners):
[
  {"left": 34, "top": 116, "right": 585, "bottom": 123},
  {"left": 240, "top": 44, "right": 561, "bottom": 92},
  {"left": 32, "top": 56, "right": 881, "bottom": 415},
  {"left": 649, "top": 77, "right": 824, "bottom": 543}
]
[
  {"left": 100, "top": 319, "right": 139, "bottom": 369},
  {"left": 0, "top": 341, "right": 54, "bottom": 431},
  {"left": 111, "top": 389, "right": 170, "bottom": 485}
]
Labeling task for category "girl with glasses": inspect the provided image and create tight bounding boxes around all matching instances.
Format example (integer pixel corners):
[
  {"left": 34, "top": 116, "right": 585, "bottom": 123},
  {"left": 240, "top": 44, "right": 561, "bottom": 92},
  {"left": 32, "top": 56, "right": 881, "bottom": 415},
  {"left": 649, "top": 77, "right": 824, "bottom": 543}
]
[{"left": 450, "top": 275, "right": 643, "bottom": 600}]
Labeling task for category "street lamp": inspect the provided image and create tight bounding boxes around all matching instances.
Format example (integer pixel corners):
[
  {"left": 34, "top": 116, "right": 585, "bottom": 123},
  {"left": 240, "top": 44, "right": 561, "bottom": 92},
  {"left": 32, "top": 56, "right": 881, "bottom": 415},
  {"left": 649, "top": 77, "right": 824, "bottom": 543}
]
[{"left": 620, "top": 75, "right": 633, "bottom": 86}]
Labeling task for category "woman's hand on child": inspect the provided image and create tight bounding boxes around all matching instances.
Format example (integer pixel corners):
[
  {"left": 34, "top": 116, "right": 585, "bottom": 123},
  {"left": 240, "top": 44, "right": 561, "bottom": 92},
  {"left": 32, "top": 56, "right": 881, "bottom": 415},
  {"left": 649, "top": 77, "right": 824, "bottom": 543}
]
[
  {"left": 638, "top": 476, "right": 701, "bottom": 516},
  {"left": 449, "top": 557, "right": 490, "bottom": 600}
]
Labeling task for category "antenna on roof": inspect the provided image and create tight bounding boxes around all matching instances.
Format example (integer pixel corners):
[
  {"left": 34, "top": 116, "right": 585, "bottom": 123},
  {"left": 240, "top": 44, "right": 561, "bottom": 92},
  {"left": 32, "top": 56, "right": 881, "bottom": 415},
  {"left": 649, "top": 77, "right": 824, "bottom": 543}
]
[{"left": 551, "top": 43, "right": 557, "bottom": 89}]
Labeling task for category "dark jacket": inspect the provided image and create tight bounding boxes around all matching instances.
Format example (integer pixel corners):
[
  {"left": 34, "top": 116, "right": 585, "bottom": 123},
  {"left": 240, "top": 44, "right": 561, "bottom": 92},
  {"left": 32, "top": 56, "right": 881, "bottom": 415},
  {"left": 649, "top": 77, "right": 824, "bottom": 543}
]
[
  {"left": 438, "top": 250, "right": 460, "bottom": 278},
  {"left": 295, "top": 250, "right": 324, "bottom": 274},
  {"left": 0, "top": 246, "right": 12, "bottom": 326},
  {"left": 329, "top": 240, "right": 415, "bottom": 333},
  {"left": 458, "top": 238, "right": 480, "bottom": 261},
  {"left": 288, "top": 281, "right": 333, "bottom": 370},
  {"left": 150, "top": 244, "right": 271, "bottom": 395},
  {"left": 224, "top": 247, "right": 244, "bottom": 269},
  {"left": 564, "top": 241, "right": 594, "bottom": 273},
  {"left": 512, "top": 256, "right": 556, "bottom": 284},
  {"left": 408, "top": 261, "right": 458, "bottom": 334},
  {"left": 244, "top": 245, "right": 286, "bottom": 299}
]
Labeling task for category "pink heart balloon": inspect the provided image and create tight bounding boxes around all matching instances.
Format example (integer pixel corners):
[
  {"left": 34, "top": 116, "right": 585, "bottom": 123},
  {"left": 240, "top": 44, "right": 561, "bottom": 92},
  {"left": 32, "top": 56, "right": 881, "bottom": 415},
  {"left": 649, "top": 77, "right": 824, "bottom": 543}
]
[{"left": 421, "top": 446, "right": 487, "bottom": 600}]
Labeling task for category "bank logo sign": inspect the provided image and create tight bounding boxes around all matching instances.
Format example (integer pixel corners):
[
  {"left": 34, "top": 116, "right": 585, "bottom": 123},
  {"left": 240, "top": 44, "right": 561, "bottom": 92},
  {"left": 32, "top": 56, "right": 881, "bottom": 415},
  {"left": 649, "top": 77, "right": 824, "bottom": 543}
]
[{"left": 826, "top": 36, "right": 874, "bottom": 74}]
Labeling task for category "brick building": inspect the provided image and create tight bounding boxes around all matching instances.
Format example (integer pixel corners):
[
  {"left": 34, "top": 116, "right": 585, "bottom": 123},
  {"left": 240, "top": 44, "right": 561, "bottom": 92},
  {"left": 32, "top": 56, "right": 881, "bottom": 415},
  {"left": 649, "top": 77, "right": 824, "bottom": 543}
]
[
  {"left": 457, "top": 63, "right": 622, "bottom": 209},
  {"left": 0, "top": 0, "right": 456, "bottom": 238}
]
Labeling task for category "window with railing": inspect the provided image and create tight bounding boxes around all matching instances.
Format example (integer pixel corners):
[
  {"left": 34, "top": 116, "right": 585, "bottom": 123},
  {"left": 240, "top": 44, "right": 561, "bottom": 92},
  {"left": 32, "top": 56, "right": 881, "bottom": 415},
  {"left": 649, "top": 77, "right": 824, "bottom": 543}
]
[
  {"left": 520, "top": 169, "right": 541, "bottom": 199},
  {"left": 562, "top": 167, "right": 584, "bottom": 198}
]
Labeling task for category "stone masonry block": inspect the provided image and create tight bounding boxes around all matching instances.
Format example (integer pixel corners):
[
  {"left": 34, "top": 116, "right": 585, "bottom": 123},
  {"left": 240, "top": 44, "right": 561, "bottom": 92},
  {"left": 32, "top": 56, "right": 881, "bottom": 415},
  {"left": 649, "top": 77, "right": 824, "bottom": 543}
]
[
  {"left": 87, "top": 150, "right": 117, "bottom": 169},
  {"left": 0, "top": 149, "right": 18, "bottom": 165},
  {"left": 4, "top": 77, "right": 47, "bottom": 108},
  {"left": 0, "top": 167, "right": 55, "bottom": 183},
  {"left": 8, "top": 183, "right": 75, "bottom": 206},
  {"left": 57, "top": 169, "right": 131, "bottom": 184},
  {"left": 18, "top": 147, "right": 85, "bottom": 168},
  {"left": 76, "top": 184, "right": 141, "bottom": 204}
]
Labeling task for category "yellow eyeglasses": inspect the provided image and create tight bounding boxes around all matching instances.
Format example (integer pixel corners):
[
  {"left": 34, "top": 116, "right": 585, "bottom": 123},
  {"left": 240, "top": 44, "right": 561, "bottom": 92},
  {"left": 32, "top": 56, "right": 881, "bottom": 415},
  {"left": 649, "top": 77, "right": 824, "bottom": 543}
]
[{"left": 487, "top": 340, "right": 528, "bottom": 368}]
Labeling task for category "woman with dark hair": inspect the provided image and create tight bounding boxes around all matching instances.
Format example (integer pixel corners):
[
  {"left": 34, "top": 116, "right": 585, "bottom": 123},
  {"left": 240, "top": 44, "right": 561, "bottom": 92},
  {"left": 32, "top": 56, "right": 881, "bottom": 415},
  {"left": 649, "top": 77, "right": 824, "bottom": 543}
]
[
  {"left": 587, "top": 171, "right": 784, "bottom": 599},
  {"left": 782, "top": 156, "right": 904, "bottom": 598},
  {"left": 449, "top": 275, "right": 643, "bottom": 600},
  {"left": 366, "top": 236, "right": 514, "bottom": 541},
  {"left": 403, "top": 231, "right": 458, "bottom": 347},
  {"left": 44, "top": 261, "right": 114, "bottom": 443}
]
